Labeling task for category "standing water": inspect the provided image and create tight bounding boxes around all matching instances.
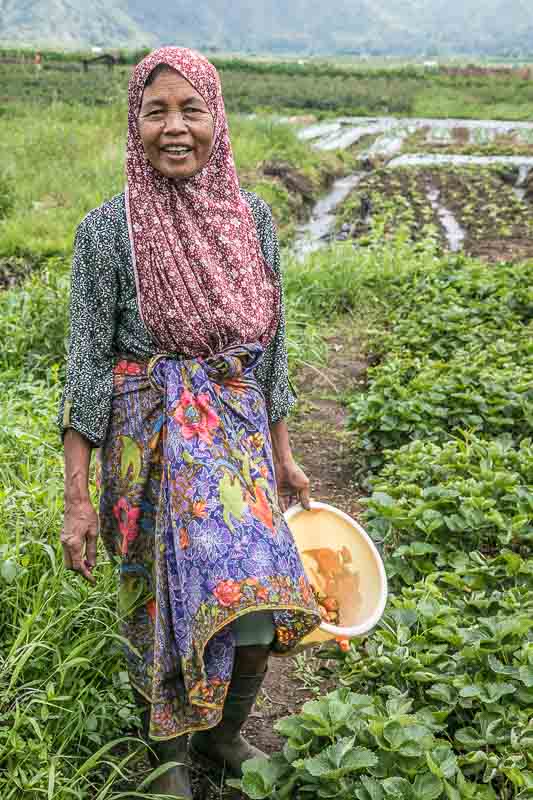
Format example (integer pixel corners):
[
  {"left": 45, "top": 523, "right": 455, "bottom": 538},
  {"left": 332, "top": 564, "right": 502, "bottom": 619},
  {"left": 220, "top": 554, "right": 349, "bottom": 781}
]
[
  {"left": 426, "top": 187, "right": 466, "bottom": 252},
  {"left": 294, "top": 173, "right": 365, "bottom": 259},
  {"left": 513, "top": 165, "right": 531, "bottom": 202}
]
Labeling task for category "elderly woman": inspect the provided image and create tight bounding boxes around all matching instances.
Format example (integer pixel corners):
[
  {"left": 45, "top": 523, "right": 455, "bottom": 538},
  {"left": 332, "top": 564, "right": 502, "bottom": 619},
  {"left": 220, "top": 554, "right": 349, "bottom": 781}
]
[{"left": 59, "top": 47, "right": 320, "bottom": 798}]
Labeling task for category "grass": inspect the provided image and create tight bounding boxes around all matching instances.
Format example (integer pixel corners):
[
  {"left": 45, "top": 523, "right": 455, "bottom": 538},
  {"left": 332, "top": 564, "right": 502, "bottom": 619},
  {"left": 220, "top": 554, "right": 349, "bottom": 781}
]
[{"left": 0, "top": 101, "right": 344, "bottom": 258}]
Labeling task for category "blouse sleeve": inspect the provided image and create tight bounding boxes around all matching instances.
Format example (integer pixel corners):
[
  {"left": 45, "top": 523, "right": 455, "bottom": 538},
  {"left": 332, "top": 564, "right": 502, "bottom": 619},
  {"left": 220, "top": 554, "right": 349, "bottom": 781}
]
[
  {"left": 57, "top": 212, "right": 118, "bottom": 447},
  {"left": 253, "top": 201, "right": 297, "bottom": 425}
]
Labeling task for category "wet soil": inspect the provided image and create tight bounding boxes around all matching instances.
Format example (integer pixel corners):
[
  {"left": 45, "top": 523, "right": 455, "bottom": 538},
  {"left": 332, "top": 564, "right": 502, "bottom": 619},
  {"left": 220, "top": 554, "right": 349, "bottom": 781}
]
[
  {"left": 335, "top": 165, "right": 533, "bottom": 262},
  {"left": 195, "top": 318, "right": 369, "bottom": 799},
  {"left": 335, "top": 167, "right": 449, "bottom": 249},
  {"left": 429, "top": 167, "right": 533, "bottom": 260}
]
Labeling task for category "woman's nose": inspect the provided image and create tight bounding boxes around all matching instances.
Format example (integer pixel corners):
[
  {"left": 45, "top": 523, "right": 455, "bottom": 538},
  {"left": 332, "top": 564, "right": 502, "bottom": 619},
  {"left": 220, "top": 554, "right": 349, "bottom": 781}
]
[{"left": 164, "top": 111, "right": 188, "bottom": 133}]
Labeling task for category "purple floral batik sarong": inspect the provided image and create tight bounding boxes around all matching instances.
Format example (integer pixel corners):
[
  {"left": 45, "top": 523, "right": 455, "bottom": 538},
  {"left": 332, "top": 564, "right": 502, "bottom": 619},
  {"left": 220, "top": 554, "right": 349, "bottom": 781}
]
[{"left": 98, "top": 343, "right": 320, "bottom": 739}]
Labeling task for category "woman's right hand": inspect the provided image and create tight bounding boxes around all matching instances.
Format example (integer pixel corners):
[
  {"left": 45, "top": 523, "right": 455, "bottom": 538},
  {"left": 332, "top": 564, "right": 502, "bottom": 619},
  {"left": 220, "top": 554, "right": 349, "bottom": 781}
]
[
  {"left": 62, "top": 429, "right": 97, "bottom": 584},
  {"left": 61, "top": 499, "right": 99, "bottom": 583}
]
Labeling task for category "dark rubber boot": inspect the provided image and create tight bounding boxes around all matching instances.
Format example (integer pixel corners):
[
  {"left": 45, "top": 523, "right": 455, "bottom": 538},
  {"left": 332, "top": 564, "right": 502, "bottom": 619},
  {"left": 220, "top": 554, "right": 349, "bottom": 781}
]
[
  {"left": 189, "top": 645, "right": 269, "bottom": 778},
  {"left": 134, "top": 690, "right": 192, "bottom": 799}
]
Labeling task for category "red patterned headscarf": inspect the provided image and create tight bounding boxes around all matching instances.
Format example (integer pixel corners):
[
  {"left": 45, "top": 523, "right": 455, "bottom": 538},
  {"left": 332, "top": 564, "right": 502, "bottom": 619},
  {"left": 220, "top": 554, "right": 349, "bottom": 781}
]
[{"left": 125, "top": 47, "right": 280, "bottom": 357}]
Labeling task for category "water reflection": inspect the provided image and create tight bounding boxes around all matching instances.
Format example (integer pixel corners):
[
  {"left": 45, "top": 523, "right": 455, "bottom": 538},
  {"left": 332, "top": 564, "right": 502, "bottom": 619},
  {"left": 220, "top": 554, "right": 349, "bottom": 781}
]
[
  {"left": 426, "top": 187, "right": 466, "bottom": 252},
  {"left": 293, "top": 173, "right": 364, "bottom": 259},
  {"left": 292, "top": 117, "right": 533, "bottom": 256}
]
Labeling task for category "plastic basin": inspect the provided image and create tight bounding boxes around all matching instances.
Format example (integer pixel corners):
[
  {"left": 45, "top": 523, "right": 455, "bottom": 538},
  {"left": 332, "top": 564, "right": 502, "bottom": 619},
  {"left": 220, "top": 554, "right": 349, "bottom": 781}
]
[{"left": 285, "top": 501, "right": 388, "bottom": 647}]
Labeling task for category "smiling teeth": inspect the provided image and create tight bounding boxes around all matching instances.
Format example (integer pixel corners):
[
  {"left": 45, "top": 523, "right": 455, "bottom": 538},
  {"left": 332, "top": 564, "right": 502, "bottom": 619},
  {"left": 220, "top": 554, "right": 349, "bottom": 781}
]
[{"left": 164, "top": 147, "right": 190, "bottom": 153}]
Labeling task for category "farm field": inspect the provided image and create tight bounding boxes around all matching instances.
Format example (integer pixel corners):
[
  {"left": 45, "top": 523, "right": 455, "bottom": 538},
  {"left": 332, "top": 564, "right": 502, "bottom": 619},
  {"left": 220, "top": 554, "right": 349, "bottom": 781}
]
[
  {"left": 2, "top": 55, "right": 533, "bottom": 119},
  {"left": 334, "top": 165, "right": 533, "bottom": 262},
  {"left": 295, "top": 115, "right": 533, "bottom": 263},
  {"left": 0, "top": 55, "right": 532, "bottom": 799},
  {"left": 233, "top": 248, "right": 533, "bottom": 800}
]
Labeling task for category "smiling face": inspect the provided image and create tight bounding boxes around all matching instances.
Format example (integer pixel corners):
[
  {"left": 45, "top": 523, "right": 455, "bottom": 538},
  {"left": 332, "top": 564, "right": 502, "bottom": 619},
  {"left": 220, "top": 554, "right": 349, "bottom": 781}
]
[{"left": 138, "top": 66, "right": 215, "bottom": 180}]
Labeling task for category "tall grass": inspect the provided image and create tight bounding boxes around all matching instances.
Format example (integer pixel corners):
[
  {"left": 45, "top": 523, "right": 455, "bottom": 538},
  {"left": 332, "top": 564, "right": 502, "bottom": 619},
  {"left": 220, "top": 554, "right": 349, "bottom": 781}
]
[{"left": 0, "top": 103, "right": 339, "bottom": 258}]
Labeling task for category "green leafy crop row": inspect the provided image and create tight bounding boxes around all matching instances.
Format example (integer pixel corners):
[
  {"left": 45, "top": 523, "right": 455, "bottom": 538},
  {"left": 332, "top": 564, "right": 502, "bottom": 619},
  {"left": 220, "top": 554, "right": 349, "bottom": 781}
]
[
  {"left": 366, "top": 435, "right": 532, "bottom": 571},
  {"left": 236, "top": 249, "right": 533, "bottom": 798},
  {"left": 349, "top": 259, "right": 533, "bottom": 465}
]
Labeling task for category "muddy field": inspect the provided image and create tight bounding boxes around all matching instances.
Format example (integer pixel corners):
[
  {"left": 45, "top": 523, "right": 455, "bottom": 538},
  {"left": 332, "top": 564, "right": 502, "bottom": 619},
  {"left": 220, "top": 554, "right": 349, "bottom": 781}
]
[
  {"left": 295, "top": 116, "right": 533, "bottom": 262},
  {"left": 335, "top": 165, "right": 533, "bottom": 261}
]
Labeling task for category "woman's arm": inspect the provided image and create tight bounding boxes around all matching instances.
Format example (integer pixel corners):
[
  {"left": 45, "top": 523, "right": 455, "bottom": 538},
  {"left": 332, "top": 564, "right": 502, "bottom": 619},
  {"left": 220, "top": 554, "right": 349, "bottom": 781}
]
[
  {"left": 58, "top": 210, "right": 118, "bottom": 581},
  {"left": 61, "top": 429, "right": 98, "bottom": 583},
  {"left": 270, "top": 418, "right": 310, "bottom": 513}
]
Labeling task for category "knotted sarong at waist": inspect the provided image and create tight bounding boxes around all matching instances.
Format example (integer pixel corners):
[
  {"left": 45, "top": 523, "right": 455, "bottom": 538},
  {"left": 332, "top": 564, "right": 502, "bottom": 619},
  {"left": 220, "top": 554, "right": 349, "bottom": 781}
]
[{"left": 98, "top": 343, "right": 320, "bottom": 739}]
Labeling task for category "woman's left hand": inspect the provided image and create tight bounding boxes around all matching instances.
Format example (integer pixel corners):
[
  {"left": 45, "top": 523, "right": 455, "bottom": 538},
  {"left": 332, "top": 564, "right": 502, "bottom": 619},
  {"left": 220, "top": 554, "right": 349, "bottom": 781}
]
[{"left": 275, "top": 458, "right": 311, "bottom": 513}]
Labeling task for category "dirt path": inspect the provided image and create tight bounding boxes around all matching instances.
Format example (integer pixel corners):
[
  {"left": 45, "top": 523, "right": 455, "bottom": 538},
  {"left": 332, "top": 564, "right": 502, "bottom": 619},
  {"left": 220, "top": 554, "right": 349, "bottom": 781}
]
[{"left": 196, "top": 316, "right": 369, "bottom": 799}]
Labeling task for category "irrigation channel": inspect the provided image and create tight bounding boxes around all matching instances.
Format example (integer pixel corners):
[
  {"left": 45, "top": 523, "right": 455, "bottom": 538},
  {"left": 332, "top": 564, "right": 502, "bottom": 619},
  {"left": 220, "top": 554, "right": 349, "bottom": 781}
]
[{"left": 293, "top": 116, "right": 533, "bottom": 257}]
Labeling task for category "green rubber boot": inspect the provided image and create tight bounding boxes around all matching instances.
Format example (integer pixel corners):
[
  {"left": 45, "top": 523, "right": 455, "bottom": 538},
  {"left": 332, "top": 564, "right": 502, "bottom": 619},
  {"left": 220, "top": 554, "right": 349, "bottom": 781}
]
[
  {"left": 144, "top": 736, "right": 192, "bottom": 799},
  {"left": 189, "top": 646, "right": 269, "bottom": 778},
  {"left": 134, "top": 691, "right": 192, "bottom": 799}
]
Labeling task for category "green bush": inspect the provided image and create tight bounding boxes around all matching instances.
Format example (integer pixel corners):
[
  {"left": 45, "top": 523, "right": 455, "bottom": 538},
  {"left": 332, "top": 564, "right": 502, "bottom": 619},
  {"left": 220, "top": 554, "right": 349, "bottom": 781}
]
[
  {"left": 380, "top": 261, "right": 533, "bottom": 361},
  {"left": 230, "top": 688, "right": 484, "bottom": 800},
  {"left": 235, "top": 547, "right": 533, "bottom": 799},
  {"left": 365, "top": 435, "right": 533, "bottom": 580},
  {"left": 348, "top": 258, "right": 533, "bottom": 466},
  {"left": 350, "top": 346, "right": 532, "bottom": 462},
  {"left": 321, "top": 551, "right": 533, "bottom": 799}
]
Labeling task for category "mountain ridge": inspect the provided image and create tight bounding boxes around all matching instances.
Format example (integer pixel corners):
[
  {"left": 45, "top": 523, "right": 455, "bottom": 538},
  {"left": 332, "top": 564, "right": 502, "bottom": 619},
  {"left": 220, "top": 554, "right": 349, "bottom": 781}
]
[{"left": 1, "top": 0, "right": 532, "bottom": 56}]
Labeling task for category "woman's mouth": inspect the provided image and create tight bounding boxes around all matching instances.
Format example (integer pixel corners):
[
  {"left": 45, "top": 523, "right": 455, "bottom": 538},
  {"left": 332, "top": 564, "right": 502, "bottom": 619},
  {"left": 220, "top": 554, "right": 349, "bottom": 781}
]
[{"left": 161, "top": 145, "right": 192, "bottom": 160}]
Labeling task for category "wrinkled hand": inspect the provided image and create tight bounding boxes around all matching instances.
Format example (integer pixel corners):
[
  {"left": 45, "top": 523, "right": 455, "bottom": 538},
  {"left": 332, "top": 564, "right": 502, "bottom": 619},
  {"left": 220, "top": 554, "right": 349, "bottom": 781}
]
[
  {"left": 275, "top": 458, "right": 311, "bottom": 513},
  {"left": 61, "top": 499, "right": 99, "bottom": 584}
]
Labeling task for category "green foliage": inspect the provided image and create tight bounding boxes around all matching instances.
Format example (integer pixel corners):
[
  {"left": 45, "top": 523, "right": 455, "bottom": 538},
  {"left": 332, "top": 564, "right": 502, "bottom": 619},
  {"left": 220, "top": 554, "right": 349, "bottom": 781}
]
[
  {"left": 366, "top": 435, "right": 532, "bottom": 576},
  {"left": 319, "top": 550, "right": 533, "bottom": 797},
  {"left": 349, "top": 260, "right": 533, "bottom": 463},
  {"left": 0, "top": 258, "right": 69, "bottom": 376},
  {"left": 0, "top": 97, "right": 337, "bottom": 257},
  {"left": 4, "top": 58, "right": 533, "bottom": 120},
  {"left": 336, "top": 166, "right": 533, "bottom": 256},
  {"left": 229, "top": 687, "right": 486, "bottom": 799},
  {"left": 378, "top": 261, "right": 533, "bottom": 361},
  {"left": 0, "top": 173, "right": 14, "bottom": 220},
  {"left": 0, "top": 373, "right": 144, "bottom": 797},
  {"left": 239, "top": 229, "right": 532, "bottom": 798},
  {"left": 351, "top": 346, "right": 532, "bottom": 458}
]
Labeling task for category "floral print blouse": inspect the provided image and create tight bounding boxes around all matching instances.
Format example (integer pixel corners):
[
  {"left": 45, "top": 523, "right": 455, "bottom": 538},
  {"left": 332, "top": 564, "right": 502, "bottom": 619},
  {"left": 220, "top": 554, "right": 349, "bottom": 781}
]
[{"left": 58, "top": 190, "right": 296, "bottom": 447}]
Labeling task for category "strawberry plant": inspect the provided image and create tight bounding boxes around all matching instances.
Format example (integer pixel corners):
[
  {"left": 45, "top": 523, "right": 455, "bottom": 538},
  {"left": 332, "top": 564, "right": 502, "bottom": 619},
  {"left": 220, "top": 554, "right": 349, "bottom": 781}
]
[
  {"left": 350, "top": 348, "right": 532, "bottom": 463},
  {"left": 349, "top": 259, "right": 533, "bottom": 466},
  {"left": 236, "top": 251, "right": 532, "bottom": 799},
  {"left": 229, "top": 688, "right": 484, "bottom": 799},
  {"left": 365, "top": 434, "right": 532, "bottom": 575}
]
